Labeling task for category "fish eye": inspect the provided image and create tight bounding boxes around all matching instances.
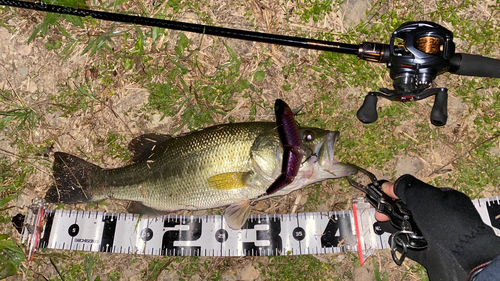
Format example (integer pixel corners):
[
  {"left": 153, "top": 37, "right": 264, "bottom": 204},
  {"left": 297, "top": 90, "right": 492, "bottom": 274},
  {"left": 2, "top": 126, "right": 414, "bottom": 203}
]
[{"left": 303, "top": 131, "right": 315, "bottom": 142}]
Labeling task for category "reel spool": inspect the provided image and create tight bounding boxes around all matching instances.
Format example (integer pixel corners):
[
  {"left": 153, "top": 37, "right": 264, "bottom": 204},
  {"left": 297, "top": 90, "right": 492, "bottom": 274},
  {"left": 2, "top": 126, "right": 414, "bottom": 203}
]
[
  {"left": 357, "top": 22, "right": 455, "bottom": 126},
  {"left": 416, "top": 36, "right": 441, "bottom": 55}
]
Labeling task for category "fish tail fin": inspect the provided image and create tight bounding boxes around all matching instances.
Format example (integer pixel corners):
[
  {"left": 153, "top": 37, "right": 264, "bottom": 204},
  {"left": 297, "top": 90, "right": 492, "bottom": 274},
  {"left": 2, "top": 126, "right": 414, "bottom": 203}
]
[
  {"left": 45, "top": 152, "right": 102, "bottom": 203},
  {"left": 224, "top": 200, "right": 252, "bottom": 230}
]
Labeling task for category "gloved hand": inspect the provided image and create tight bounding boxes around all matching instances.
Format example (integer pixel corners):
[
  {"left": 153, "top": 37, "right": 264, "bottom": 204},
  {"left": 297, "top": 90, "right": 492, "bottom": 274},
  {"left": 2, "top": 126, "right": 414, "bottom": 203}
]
[{"left": 375, "top": 174, "right": 500, "bottom": 281}]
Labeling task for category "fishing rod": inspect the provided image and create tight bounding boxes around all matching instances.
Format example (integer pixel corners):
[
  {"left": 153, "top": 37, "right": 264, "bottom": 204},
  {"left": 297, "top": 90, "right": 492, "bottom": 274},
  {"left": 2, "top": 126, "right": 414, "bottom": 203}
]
[{"left": 2, "top": 0, "right": 500, "bottom": 125}]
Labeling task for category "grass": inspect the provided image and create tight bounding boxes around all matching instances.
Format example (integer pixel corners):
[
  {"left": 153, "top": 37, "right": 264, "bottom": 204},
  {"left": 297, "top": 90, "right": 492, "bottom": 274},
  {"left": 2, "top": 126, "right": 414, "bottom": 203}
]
[
  {"left": 40, "top": 252, "right": 123, "bottom": 281},
  {"left": 0, "top": 0, "right": 499, "bottom": 280},
  {"left": 263, "top": 255, "right": 340, "bottom": 280},
  {"left": 0, "top": 233, "right": 24, "bottom": 279},
  {"left": 0, "top": 159, "right": 27, "bottom": 278},
  {"left": 0, "top": 90, "right": 45, "bottom": 278},
  {"left": 374, "top": 262, "right": 389, "bottom": 281}
]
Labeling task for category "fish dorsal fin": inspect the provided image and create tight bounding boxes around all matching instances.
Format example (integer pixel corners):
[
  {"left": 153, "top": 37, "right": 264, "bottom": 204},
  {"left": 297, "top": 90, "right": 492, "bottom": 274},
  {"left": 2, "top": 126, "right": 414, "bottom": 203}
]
[
  {"left": 207, "top": 172, "right": 253, "bottom": 190},
  {"left": 224, "top": 200, "right": 252, "bottom": 230},
  {"left": 128, "top": 133, "right": 172, "bottom": 163}
]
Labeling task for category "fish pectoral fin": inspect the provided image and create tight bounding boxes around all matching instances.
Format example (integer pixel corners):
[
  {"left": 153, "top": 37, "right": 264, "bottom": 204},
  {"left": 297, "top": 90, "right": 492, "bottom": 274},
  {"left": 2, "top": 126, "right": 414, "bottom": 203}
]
[
  {"left": 207, "top": 172, "right": 253, "bottom": 190},
  {"left": 128, "top": 133, "right": 172, "bottom": 163},
  {"left": 224, "top": 200, "right": 252, "bottom": 230}
]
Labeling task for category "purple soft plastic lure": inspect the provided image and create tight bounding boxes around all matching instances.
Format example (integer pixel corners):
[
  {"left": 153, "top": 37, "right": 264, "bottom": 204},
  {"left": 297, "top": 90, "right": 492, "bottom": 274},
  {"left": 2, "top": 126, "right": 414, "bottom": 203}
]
[{"left": 266, "top": 99, "right": 304, "bottom": 195}]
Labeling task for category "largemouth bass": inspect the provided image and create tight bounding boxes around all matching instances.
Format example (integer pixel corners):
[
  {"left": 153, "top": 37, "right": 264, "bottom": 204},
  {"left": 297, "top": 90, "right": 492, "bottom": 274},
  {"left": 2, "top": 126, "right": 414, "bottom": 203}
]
[{"left": 45, "top": 122, "right": 357, "bottom": 229}]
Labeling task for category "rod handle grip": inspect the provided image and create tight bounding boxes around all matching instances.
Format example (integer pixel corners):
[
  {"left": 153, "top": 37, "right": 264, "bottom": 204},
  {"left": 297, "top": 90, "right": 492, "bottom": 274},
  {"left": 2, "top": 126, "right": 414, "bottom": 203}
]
[{"left": 450, "top": 53, "right": 500, "bottom": 78}]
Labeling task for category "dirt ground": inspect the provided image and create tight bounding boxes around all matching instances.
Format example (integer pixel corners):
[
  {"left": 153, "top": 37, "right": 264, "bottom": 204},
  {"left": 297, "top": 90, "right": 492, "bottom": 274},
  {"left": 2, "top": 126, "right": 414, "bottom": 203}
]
[{"left": 1, "top": 0, "right": 499, "bottom": 280}]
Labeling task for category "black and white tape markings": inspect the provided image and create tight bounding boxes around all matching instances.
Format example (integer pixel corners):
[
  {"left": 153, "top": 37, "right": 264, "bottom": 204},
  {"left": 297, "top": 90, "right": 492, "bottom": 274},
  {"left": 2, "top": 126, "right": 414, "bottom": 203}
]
[{"left": 22, "top": 197, "right": 500, "bottom": 259}]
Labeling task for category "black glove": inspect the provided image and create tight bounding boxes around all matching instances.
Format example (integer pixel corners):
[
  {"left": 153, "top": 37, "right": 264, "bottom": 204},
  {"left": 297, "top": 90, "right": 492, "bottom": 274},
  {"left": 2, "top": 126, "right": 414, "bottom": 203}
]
[{"left": 378, "top": 174, "right": 500, "bottom": 281}]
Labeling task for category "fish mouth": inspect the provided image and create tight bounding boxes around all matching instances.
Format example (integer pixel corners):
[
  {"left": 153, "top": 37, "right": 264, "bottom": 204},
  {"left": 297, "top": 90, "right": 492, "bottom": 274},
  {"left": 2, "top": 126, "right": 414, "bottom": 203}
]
[
  {"left": 318, "top": 131, "right": 339, "bottom": 164},
  {"left": 317, "top": 131, "right": 358, "bottom": 178},
  {"left": 327, "top": 131, "right": 338, "bottom": 162}
]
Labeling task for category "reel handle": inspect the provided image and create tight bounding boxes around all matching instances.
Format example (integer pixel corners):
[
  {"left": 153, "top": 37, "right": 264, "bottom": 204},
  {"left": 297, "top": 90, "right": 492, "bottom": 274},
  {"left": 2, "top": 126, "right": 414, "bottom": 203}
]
[
  {"left": 357, "top": 92, "right": 379, "bottom": 124},
  {"left": 430, "top": 88, "right": 448, "bottom": 126}
]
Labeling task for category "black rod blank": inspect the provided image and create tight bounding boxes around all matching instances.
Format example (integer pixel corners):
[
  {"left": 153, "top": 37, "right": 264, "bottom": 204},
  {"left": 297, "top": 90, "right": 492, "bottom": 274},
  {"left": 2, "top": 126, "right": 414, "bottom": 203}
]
[{"left": 0, "top": 0, "right": 360, "bottom": 55}]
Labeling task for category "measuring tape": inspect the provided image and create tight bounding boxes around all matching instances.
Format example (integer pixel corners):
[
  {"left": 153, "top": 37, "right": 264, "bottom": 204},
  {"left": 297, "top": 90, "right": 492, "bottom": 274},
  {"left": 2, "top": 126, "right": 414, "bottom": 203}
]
[{"left": 21, "top": 197, "right": 500, "bottom": 264}]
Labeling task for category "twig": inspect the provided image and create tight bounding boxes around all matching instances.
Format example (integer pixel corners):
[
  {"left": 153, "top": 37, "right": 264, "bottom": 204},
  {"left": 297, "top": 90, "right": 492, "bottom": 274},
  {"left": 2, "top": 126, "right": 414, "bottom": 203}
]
[
  {"left": 50, "top": 257, "right": 65, "bottom": 281},
  {"left": 147, "top": 258, "right": 176, "bottom": 281},
  {"left": 73, "top": 82, "right": 134, "bottom": 136},
  {"left": 428, "top": 133, "right": 500, "bottom": 176},
  {"left": 202, "top": 257, "right": 223, "bottom": 281},
  {"left": 33, "top": 272, "right": 49, "bottom": 281},
  {"left": 0, "top": 148, "right": 52, "bottom": 176}
]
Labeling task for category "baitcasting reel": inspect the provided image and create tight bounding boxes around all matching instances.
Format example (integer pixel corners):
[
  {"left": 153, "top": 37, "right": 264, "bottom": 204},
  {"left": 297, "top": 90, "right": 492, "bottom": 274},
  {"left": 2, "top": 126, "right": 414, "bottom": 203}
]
[
  {"left": 356, "top": 21, "right": 500, "bottom": 126},
  {"left": 357, "top": 22, "right": 453, "bottom": 126}
]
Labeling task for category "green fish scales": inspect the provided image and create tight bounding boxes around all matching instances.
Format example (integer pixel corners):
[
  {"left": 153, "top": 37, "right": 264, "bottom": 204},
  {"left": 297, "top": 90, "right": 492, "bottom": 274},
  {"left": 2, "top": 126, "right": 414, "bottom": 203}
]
[{"left": 98, "top": 122, "right": 271, "bottom": 210}]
